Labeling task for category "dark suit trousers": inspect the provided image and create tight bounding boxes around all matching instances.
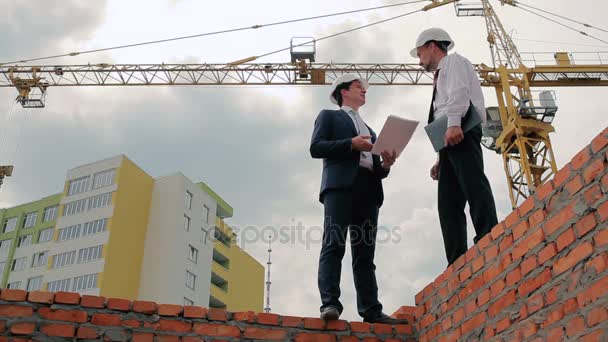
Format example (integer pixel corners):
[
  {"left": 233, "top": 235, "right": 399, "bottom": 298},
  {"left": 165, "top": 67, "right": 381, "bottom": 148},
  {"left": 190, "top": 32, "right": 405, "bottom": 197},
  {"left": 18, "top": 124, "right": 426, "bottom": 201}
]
[
  {"left": 438, "top": 125, "right": 498, "bottom": 265},
  {"left": 318, "top": 168, "right": 383, "bottom": 319}
]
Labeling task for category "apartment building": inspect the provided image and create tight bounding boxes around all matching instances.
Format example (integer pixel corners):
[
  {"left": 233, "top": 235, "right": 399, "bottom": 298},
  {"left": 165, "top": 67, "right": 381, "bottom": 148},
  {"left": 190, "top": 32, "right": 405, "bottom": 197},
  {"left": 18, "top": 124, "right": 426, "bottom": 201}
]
[{"left": 0, "top": 155, "right": 263, "bottom": 312}]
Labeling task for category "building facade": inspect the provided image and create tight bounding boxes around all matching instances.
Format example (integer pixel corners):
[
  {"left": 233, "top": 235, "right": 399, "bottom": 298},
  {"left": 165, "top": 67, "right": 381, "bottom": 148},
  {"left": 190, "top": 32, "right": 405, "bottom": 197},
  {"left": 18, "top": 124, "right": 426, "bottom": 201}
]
[{"left": 0, "top": 155, "right": 263, "bottom": 312}]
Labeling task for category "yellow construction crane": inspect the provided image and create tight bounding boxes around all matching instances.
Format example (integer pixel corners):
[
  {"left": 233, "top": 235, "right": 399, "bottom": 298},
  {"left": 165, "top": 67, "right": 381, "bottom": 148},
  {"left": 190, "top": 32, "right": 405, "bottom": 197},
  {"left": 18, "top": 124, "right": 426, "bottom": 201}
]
[{"left": 1, "top": 0, "right": 607, "bottom": 207}]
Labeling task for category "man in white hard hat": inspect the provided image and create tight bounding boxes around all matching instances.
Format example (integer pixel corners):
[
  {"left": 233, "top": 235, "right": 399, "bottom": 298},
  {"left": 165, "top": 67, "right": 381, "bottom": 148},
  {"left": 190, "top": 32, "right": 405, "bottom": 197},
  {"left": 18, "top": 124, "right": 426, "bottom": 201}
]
[
  {"left": 412, "top": 28, "right": 498, "bottom": 265},
  {"left": 310, "top": 73, "right": 403, "bottom": 324}
]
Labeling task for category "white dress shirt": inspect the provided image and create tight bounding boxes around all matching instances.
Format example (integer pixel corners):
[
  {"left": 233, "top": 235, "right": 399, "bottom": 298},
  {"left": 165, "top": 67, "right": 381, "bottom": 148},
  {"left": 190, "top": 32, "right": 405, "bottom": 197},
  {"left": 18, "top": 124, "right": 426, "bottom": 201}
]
[
  {"left": 341, "top": 106, "right": 374, "bottom": 171},
  {"left": 432, "top": 53, "right": 486, "bottom": 127}
]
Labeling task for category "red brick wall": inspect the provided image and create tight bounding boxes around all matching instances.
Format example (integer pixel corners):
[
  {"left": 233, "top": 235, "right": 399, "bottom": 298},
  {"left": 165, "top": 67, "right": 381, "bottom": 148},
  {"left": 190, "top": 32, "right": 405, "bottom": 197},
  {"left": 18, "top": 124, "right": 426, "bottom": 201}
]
[
  {"left": 408, "top": 127, "right": 608, "bottom": 341},
  {"left": 0, "top": 289, "right": 416, "bottom": 341}
]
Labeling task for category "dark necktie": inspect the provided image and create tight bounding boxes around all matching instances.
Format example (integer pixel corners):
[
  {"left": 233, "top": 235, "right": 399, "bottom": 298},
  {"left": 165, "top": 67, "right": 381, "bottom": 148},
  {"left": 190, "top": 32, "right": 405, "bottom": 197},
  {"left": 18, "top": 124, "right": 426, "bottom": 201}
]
[{"left": 427, "top": 70, "right": 440, "bottom": 124}]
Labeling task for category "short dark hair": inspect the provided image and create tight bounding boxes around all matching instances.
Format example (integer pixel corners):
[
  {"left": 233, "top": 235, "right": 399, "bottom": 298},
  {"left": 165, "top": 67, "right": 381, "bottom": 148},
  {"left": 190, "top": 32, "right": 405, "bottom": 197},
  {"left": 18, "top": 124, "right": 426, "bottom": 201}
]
[
  {"left": 332, "top": 80, "right": 356, "bottom": 107},
  {"left": 425, "top": 40, "right": 450, "bottom": 53}
]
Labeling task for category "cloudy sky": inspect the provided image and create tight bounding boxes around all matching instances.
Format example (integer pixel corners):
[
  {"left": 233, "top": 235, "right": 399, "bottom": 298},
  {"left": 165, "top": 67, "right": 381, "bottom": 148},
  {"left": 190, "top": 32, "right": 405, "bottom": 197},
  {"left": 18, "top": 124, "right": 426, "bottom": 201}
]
[{"left": 1, "top": 0, "right": 607, "bottom": 321}]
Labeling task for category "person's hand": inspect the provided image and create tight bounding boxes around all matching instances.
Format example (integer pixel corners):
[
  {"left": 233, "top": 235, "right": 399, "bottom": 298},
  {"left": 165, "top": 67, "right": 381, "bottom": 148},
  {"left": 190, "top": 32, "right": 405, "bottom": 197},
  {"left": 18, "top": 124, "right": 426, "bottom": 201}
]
[
  {"left": 381, "top": 150, "right": 397, "bottom": 170},
  {"left": 351, "top": 135, "right": 373, "bottom": 152},
  {"left": 430, "top": 161, "right": 440, "bottom": 181},
  {"left": 445, "top": 126, "right": 464, "bottom": 146}
]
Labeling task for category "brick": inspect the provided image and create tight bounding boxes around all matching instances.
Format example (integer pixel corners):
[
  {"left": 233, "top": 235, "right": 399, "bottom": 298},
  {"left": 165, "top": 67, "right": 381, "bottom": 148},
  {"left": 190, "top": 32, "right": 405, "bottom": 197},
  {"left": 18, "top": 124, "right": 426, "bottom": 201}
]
[
  {"left": 553, "top": 165, "right": 572, "bottom": 187},
  {"left": 10, "top": 322, "right": 35, "bottom": 335},
  {"left": 519, "top": 320, "right": 539, "bottom": 339},
  {"left": 548, "top": 326, "right": 564, "bottom": 340},
  {"left": 595, "top": 227, "right": 608, "bottom": 247},
  {"left": 77, "top": 326, "right": 99, "bottom": 339},
  {"left": 232, "top": 311, "right": 255, "bottom": 322},
  {"left": 504, "top": 210, "right": 520, "bottom": 228},
  {"left": 484, "top": 244, "right": 499, "bottom": 262},
  {"left": 132, "top": 332, "right": 154, "bottom": 342},
  {"left": 465, "top": 247, "right": 479, "bottom": 263},
  {"left": 565, "top": 176, "right": 584, "bottom": 196},
  {"left": 563, "top": 298, "right": 579, "bottom": 315},
  {"left": 0, "top": 305, "right": 33, "bottom": 317},
  {"left": 477, "top": 288, "right": 491, "bottom": 306},
  {"left": 528, "top": 209, "right": 546, "bottom": 228},
  {"left": 512, "top": 229, "right": 545, "bottom": 260},
  {"left": 461, "top": 312, "right": 486, "bottom": 334},
  {"left": 207, "top": 308, "right": 227, "bottom": 321},
  {"left": 518, "top": 268, "right": 551, "bottom": 298},
  {"left": 499, "top": 234, "right": 514, "bottom": 253},
  {"left": 440, "top": 316, "right": 452, "bottom": 332},
  {"left": 54, "top": 291, "right": 80, "bottom": 304},
  {"left": 338, "top": 337, "right": 359, "bottom": 342},
  {"left": 527, "top": 293, "right": 543, "bottom": 314},
  {"left": 571, "top": 147, "right": 591, "bottom": 170},
  {"left": 183, "top": 306, "right": 206, "bottom": 318},
  {"left": 459, "top": 266, "right": 472, "bottom": 282},
  {"left": 545, "top": 306, "right": 565, "bottom": 326},
  {"left": 521, "top": 256, "right": 537, "bottom": 276},
  {"left": 453, "top": 308, "right": 465, "bottom": 324},
  {"left": 591, "top": 129, "right": 608, "bottom": 152},
  {"left": 92, "top": 313, "right": 122, "bottom": 326},
  {"left": 158, "top": 304, "right": 182, "bottom": 316},
  {"left": 422, "top": 282, "right": 435, "bottom": 298},
  {"left": 121, "top": 319, "right": 141, "bottom": 328},
  {"left": 182, "top": 337, "right": 204, "bottom": 342},
  {"left": 476, "top": 233, "right": 492, "bottom": 251},
  {"left": 41, "top": 323, "right": 75, "bottom": 338},
  {"left": 395, "top": 324, "right": 414, "bottom": 335},
  {"left": 372, "top": 323, "right": 393, "bottom": 335},
  {"left": 27, "top": 291, "right": 54, "bottom": 304},
  {"left": 566, "top": 315, "right": 585, "bottom": 337},
  {"left": 193, "top": 323, "right": 240, "bottom": 337},
  {"left": 326, "top": 320, "right": 348, "bottom": 331},
  {"left": 583, "top": 159, "right": 605, "bottom": 184},
  {"left": 38, "top": 307, "right": 88, "bottom": 323},
  {"left": 495, "top": 317, "right": 510, "bottom": 333},
  {"left": 599, "top": 202, "right": 608, "bottom": 223},
  {"left": 556, "top": 228, "right": 576, "bottom": 251},
  {"left": 585, "top": 254, "right": 607, "bottom": 274},
  {"left": 107, "top": 298, "right": 130, "bottom": 311},
  {"left": 350, "top": 322, "right": 371, "bottom": 333},
  {"left": 295, "top": 333, "right": 337, "bottom": 342},
  {"left": 539, "top": 243, "right": 557, "bottom": 264},
  {"left": 587, "top": 307, "right": 608, "bottom": 327},
  {"left": 156, "top": 336, "right": 179, "bottom": 342},
  {"left": 513, "top": 221, "right": 529, "bottom": 241},
  {"left": 506, "top": 267, "right": 521, "bottom": 286},
  {"left": 536, "top": 180, "right": 554, "bottom": 200},
  {"left": 575, "top": 213, "right": 597, "bottom": 238},
  {"left": 0, "top": 289, "right": 26, "bottom": 301},
  {"left": 491, "top": 222, "right": 506, "bottom": 240},
  {"left": 159, "top": 319, "right": 191, "bottom": 332},
  {"left": 553, "top": 241, "right": 594, "bottom": 275},
  {"left": 518, "top": 196, "right": 536, "bottom": 216},
  {"left": 580, "top": 329, "right": 605, "bottom": 342},
  {"left": 577, "top": 275, "right": 608, "bottom": 307},
  {"left": 545, "top": 204, "right": 577, "bottom": 236},
  {"left": 132, "top": 300, "right": 157, "bottom": 314},
  {"left": 472, "top": 256, "right": 485, "bottom": 273},
  {"left": 447, "top": 295, "right": 459, "bottom": 312},
  {"left": 490, "top": 279, "right": 506, "bottom": 298},
  {"left": 258, "top": 313, "right": 280, "bottom": 325},
  {"left": 583, "top": 185, "right": 603, "bottom": 207},
  {"left": 464, "top": 299, "right": 477, "bottom": 315},
  {"left": 80, "top": 295, "right": 105, "bottom": 308},
  {"left": 281, "top": 316, "right": 303, "bottom": 327},
  {"left": 303, "top": 318, "right": 325, "bottom": 330},
  {"left": 244, "top": 327, "right": 288, "bottom": 340}
]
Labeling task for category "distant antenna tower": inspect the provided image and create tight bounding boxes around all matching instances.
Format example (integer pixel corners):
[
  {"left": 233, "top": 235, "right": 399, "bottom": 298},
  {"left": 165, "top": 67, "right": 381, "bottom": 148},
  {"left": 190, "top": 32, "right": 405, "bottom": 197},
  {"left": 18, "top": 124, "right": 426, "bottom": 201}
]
[{"left": 264, "top": 233, "right": 272, "bottom": 313}]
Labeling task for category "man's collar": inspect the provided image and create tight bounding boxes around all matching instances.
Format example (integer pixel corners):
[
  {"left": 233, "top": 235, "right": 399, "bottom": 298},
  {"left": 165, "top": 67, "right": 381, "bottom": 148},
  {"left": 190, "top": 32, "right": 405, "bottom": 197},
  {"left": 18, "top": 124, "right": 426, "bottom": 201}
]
[
  {"left": 341, "top": 105, "right": 358, "bottom": 115},
  {"left": 437, "top": 52, "right": 454, "bottom": 70}
]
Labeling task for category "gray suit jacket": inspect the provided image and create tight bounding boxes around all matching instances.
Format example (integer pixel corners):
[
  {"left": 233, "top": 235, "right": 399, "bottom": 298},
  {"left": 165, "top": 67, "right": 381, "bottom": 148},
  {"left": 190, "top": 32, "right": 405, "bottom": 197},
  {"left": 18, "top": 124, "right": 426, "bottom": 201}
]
[{"left": 310, "top": 109, "right": 389, "bottom": 205}]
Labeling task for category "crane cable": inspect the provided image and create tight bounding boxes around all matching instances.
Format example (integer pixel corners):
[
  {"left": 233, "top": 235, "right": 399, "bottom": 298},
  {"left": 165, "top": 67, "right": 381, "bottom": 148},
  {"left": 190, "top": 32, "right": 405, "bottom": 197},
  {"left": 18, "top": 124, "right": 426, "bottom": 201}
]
[
  {"left": 515, "top": 1, "right": 608, "bottom": 33},
  {"left": 0, "top": 99, "right": 16, "bottom": 159},
  {"left": 0, "top": 0, "right": 427, "bottom": 66},
  {"left": 513, "top": 3, "right": 608, "bottom": 45}
]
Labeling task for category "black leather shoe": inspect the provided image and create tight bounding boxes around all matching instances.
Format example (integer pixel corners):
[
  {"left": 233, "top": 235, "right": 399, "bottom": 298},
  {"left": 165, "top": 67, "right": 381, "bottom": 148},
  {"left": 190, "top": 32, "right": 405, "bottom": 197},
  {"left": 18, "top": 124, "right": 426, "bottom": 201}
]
[
  {"left": 363, "top": 312, "right": 408, "bottom": 325},
  {"left": 320, "top": 306, "right": 340, "bottom": 320}
]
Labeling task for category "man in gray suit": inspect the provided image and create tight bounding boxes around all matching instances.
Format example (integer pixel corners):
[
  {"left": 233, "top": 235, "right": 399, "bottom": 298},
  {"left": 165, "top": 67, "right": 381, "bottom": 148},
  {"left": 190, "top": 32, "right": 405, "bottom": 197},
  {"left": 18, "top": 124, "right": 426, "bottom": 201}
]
[{"left": 310, "top": 74, "right": 404, "bottom": 324}]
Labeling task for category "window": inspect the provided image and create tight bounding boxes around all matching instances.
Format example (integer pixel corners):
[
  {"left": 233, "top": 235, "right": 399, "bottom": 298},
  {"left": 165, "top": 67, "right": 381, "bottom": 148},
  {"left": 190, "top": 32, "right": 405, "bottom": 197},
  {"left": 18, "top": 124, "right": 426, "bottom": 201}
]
[
  {"left": 93, "top": 169, "right": 115, "bottom": 189},
  {"left": 7, "top": 281, "right": 22, "bottom": 289},
  {"left": 47, "top": 278, "right": 71, "bottom": 292},
  {"left": 43, "top": 205, "right": 59, "bottom": 222},
  {"left": 67, "top": 176, "right": 90, "bottom": 196},
  {"left": 52, "top": 251, "right": 76, "bottom": 268},
  {"left": 38, "top": 228, "right": 54, "bottom": 243},
  {"left": 202, "top": 205, "right": 210, "bottom": 223},
  {"left": 184, "top": 215, "right": 190, "bottom": 232},
  {"left": 11, "top": 257, "right": 27, "bottom": 271},
  {"left": 82, "top": 218, "right": 107, "bottom": 236},
  {"left": 32, "top": 251, "right": 49, "bottom": 267},
  {"left": 26, "top": 276, "right": 43, "bottom": 291},
  {"left": 88, "top": 192, "right": 112, "bottom": 210},
  {"left": 185, "top": 191, "right": 193, "bottom": 210},
  {"left": 63, "top": 198, "right": 87, "bottom": 216},
  {"left": 188, "top": 245, "right": 198, "bottom": 263},
  {"left": 57, "top": 224, "right": 81, "bottom": 241},
  {"left": 0, "top": 239, "right": 12, "bottom": 253},
  {"left": 23, "top": 212, "right": 38, "bottom": 228},
  {"left": 77, "top": 245, "right": 103, "bottom": 263},
  {"left": 17, "top": 234, "right": 32, "bottom": 248},
  {"left": 185, "top": 271, "right": 196, "bottom": 290},
  {"left": 72, "top": 273, "right": 98, "bottom": 291},
  {"left": 184, "top": 297, "right": 194, "bottom": 306},
  {"left": 2, "top": 217, "right": 17, "bottom": 233}
]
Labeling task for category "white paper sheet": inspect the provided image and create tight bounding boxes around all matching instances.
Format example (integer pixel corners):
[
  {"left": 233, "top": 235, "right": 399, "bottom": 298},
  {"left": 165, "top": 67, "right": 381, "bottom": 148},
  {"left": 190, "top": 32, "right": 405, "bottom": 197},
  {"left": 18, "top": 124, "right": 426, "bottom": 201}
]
[{"left": 371, "top": 115, "right": 419, "bottom": 157}]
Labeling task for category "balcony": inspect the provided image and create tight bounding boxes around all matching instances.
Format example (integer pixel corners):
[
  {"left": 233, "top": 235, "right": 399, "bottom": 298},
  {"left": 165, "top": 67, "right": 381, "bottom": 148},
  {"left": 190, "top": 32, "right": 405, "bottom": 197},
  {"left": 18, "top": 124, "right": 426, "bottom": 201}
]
[
  {"left": 210, "top": 283, "right": 228, "bottom": 307},
  {"left": 209, "top": 293, "right": 227, "bottom": 309},
  {"left": 212, "top": 260, "right": 230, "bottom": 281},
  {"left": 213, "top": 240, "right": 230, "bottom": 264}
]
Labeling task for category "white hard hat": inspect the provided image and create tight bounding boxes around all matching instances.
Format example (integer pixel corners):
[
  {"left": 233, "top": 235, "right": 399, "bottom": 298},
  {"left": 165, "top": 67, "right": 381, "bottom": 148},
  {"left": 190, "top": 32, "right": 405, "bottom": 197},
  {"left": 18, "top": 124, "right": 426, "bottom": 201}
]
[
  {"left": 410, "top": 28, "right": 455, "bottom": 58},
  {"left": 329, "top": 73, "right": 369, "bottom": 105}
]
